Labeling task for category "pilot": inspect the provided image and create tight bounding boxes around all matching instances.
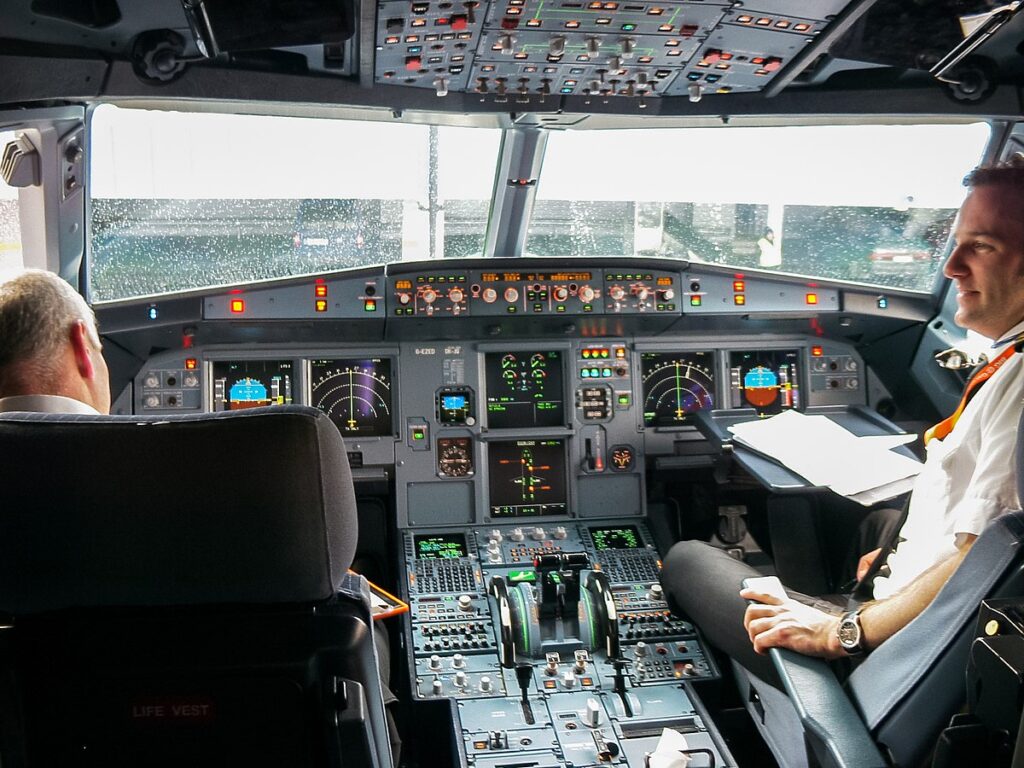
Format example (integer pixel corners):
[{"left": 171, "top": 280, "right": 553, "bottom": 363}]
[
  {"left": 0, "top": 269, "right": 110, "bottom": 414},
  {"left": 661, "top": 160, "right": 1024, "bottom": 682}
]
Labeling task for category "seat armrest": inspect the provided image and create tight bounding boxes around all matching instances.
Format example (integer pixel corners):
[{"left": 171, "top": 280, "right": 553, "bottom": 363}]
[{"left": 770, "top": 648, "right": 888, "bottom": 768}]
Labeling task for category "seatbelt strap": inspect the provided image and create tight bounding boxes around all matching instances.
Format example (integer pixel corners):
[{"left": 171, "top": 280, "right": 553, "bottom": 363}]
[{"left": 924, "top": 332, "right": 1024, "bottom": 445}]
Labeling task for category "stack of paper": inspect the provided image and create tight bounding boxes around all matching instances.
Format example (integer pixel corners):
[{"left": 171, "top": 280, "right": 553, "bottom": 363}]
[{"left": 728, "top": 410, "right": 922, "bottom": 505}]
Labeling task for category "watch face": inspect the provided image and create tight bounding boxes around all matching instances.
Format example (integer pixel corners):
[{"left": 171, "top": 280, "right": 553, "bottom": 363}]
[{"left": 838, "top": 616, "right": 862, "bottom": 650}]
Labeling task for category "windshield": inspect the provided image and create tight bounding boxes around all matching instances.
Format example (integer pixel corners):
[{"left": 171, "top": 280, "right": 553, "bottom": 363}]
[
  {"left": 528, "top": 123, "right": 991, "bottom": 292},
  {"left": 88, "top": 108, "right": 991, "bottom": 302},
  {"left": 88, "top": 105, "right": 501, "bottom": 302}
]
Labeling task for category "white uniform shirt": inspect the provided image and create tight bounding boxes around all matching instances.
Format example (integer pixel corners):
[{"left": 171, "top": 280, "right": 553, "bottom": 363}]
[
  {"left": 0, "top": 394, "right": 99, "bottom": 414},
  {"left": 874, "top": 319, "right": 1024, "bottom": 599}
]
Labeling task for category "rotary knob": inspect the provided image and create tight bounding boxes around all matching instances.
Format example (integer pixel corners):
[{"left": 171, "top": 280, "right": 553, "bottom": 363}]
[
  {"left": 648, "top": 583, "right": 664, "bottom": 601},
  {"left": 635, "top": 641, "right": 648, "bottom": 657},
  {"left": 553, "top": 286, "right": 569, "bottom": 302},
  {"left": 482, "top": 287, "right": 498, "bottom": 303},
  {"left": 454, "top": 671, "right": 467, "bottom": 687},
  {"left": 397, "top": 292, "right": 411, "bottom": 305},
  {"left": 635, "top": 287, "right": 650, "bottom": 301},
  {"left": 144, "top": 374, "right": 160, "bottom": 389},
  {"left": 509, "top": 527, "right": 525, "bottom": 542},
  {"left": 578, "top": 285, "right": 596, "bottom": 303},
  {"left": 479, "top": 676, "right": 493, "bottom": 693},
  {"left": 489, "top": 529, "right": 503, "bottom": 543},
  {"left": 449, "top": 287, "right": 464, "bottom": 303},
  {"left": 429, "top": 654, "right": 442, "bottom": 670},
  {"left": 659, "top": 288, "right": 675, "bottom": 301},
  {"left": 432, "top": 679, "right": 444, "bottom": 695},
  {"left": 453, "top": 653, "right": 466, "bottom": 669},
  {"left": 183, "top": 373, "right": 199, "bottom": 388},
  {"left": 487, "top": 539, "right": 501, "bottom": 554},
  {"left": 458, "top": 594, "right": 474, "bottom": 612},
  {"left": 504, "top": 287, "right": 519, "bottom": 303},
  {"left": 553, "top": 526, "right": 567, "bottom": 540},
  {"left": 609, "top": 285, "right": 625, "bottom": 301},
  {"left": 562, "top": 671, "right": 576, "bottom": 689},
  {"left": 422, "top": 289, "right": 437, "bottom": 304},
  {"left": 530, "top": 526, "right": 546, "bottom": 541}
]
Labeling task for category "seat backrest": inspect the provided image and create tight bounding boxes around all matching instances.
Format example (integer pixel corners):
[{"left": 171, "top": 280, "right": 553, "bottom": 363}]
[
  {"left": 0, "top": 406, "right": 391, "bottom": 767},
  {"left": 846, "top": 517, "right": 1024, "bottom": 764}
]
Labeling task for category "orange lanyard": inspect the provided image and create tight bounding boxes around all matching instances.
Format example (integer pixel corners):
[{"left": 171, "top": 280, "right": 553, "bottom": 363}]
[{"left": 924, "top": 338, "right": 1021, "bottom": 445}]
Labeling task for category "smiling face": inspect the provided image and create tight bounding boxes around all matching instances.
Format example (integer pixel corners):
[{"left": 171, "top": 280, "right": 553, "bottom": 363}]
[{"left": 943, "top": 183, "right": 1024, "bottom": 341}]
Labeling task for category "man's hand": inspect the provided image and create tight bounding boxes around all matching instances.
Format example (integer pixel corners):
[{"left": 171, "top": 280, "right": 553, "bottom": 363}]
[
  {"left": 857, "top": 548, "right": 882, "bottom": 582},
  {"left": 740, "top": 587, "right": 844, "bottom": 660}
]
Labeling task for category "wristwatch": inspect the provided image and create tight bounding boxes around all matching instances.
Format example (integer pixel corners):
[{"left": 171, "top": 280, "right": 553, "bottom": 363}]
[{"left": 837, "top": 609, "right": 866, "bottom": 655}]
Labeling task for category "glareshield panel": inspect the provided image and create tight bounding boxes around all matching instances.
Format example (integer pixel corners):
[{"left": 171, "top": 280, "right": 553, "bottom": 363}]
[
  {"left": 0, "top": 131, "right": 23, "bottom": 276},
  {"left": 88, "top": 105, "right": 500, "bottom": 301},
  {"left": 526, "top": 123, "right": 991, "bottom": 292}
]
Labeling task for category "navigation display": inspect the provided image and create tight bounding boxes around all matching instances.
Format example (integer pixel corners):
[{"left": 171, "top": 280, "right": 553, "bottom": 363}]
[
  {"left": 310, "top": 358, "right": 393, "bottom": 436},
  {"left": 728, "top": 349, "right": 801, "bottom": 416},
  {"left": 485, "top": 351, "right": 565, "bottom": 429},
  {"left": 641, "top": 351, "right": 715, "bottom": 426},
  {"left": 212, "top": 360, "right": 293, "bottom": 410},
  {"left": 590, "top": 525, "right": 642, "bottom": 550},
  {"left": 414, "top": 533, "right": 468, "bottom": 559},
  {"left": 488, "top": 438, "right": 568, "bottom": 518}
]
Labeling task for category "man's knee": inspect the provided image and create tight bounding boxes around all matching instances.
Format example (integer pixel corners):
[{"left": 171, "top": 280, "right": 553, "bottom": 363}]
[{"left": 661, "top": 539, "right": 722, "bottom": 612}]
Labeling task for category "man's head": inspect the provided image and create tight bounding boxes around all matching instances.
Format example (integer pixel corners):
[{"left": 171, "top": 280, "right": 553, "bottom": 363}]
[
  {"left": 0, "top": 270, "right": 110, "bottom": 413},
  {"left": 944, "top": 159, "right": 1024, "bottom": 340}
]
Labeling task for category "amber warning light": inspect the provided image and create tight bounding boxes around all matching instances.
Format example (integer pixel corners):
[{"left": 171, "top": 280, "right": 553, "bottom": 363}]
[{"left": 229, "top": 299, "right": 245, "bottom": 314}]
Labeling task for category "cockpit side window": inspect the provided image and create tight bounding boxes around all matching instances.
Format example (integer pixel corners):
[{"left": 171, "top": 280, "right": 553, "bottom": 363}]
[{"left": 0, "top": 130, "right": 23, "bottom": 277}]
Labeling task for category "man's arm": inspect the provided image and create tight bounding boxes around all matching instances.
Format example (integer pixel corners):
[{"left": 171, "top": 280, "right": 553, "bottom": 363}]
[{"left": 741, "top": 535, "right": 976, "bottom": 658}]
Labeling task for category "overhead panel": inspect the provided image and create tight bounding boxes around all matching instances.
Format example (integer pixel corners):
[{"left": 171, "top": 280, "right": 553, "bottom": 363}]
[{"left": 374, "top": 0, "right": 852, "bottom": 99}]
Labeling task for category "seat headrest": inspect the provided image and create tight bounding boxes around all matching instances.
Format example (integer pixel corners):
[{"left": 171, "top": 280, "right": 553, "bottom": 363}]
[{"left": 0, "top": 406, "right": 357, "bottom": 613}]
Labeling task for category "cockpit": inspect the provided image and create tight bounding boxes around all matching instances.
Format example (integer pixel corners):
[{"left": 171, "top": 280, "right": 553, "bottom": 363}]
[{"left": 4, "top": 1, "right": 1024, "bottom": 766}]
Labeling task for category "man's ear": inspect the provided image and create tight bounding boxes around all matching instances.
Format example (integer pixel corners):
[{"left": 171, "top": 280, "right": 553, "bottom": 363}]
[{"left": 69, "top": 320, "right": 96, "bottom": 380}]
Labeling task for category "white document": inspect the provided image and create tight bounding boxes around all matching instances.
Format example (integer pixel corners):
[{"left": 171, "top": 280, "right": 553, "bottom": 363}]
[{"left": 728, "top": 410, "right": 922, "bottom": 504}]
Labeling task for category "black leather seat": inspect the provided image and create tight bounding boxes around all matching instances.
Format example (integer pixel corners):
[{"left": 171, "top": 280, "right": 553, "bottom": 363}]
[{"left": 0, "top": 405, "right": 392, "bottom": 767}]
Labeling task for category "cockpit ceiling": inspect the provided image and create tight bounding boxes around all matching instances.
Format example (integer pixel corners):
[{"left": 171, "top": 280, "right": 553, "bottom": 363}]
[{"left": 2, "top": 0, "right": 1024, "bottom": 114}]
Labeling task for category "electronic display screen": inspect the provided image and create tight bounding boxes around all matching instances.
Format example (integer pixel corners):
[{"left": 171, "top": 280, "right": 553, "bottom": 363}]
[
  {"left": 485, "top": 351, "right": 565, "bottom": 429},
  {"left": 310, "top": 358, "right": 393, "bottom": 436},
  {"left": 437, "top": 387, "right": 474, "bottom": 425},
  {"left": 488, "top": 438, "right": 568, "bottom": 518},
  {"left": 212, "top": 360, "right": 293, "bottom": 411},
  {"left": 414, "top": 533, "right": 468, "bottom": 560},
  {"left": 641, "top": 351, "right": 715, "bottom": 426},
  {"left": 728, "top": 349, "right": 801, "bottom": 416},
  {"left": 590, "top": 525, "right": 642, "bottom": 550}
]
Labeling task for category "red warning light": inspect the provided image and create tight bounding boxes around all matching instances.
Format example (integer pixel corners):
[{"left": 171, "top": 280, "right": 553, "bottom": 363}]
[
  {"left": 806, "top": 293, "right": 819, "bottom": 305},
  {"left": 733, "top": 280, "right": 745, "bottom": 292},
  {"left": 230, "top": 299, "right": 245, "bottom": 314},
  {"left": 185, "top": 358, "right": 198, "bottom": 370},
  {"left": 315, "top": 284, "right": 328, "bottom": 297},
  {"left": 811, "top": 346, "right": 823, "bottom": 357}
]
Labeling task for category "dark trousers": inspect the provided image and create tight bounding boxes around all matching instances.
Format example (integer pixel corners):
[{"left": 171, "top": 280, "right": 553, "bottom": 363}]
[{"left": 661, "top": 507, "right": 903, "bottom": 686}]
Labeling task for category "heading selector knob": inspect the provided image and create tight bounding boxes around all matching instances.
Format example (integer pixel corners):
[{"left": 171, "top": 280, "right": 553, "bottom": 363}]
[
  {"left": 609, "top": 285, "right": 626, "bottom": 301},
  {"left": 578, "top": 285, "right": 596, "bottom": 303}
]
